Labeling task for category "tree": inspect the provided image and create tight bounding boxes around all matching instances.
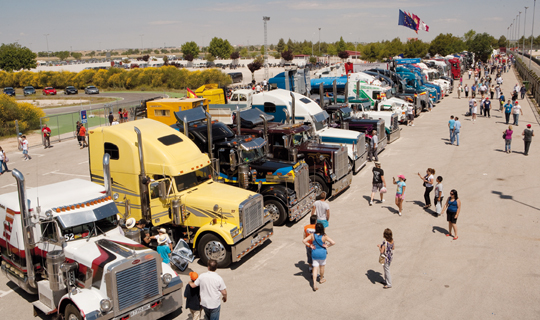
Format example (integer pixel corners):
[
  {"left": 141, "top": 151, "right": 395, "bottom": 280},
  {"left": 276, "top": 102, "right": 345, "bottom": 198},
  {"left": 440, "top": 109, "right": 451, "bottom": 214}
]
[
  {"left": 498, "top": 36, "right": 507, "bottom": 48},
  {"left": 269, "top": 44, "right": 275, "bottom": 50},
  {"left": 467, "top": 33, "right": 493, "bottom": 62},
  {"left": 281, "top": 49, "right": 294, "bottom": 61},
  {"left": 230, "top": 51, "right": 240, "bottom": 60},
  {"left": 163, "top": 56, "right": 169, "bottom": 65},
  {"left": 71, "top": 52, "right": 82, "bottom": 60},
  {"left": 286, "top": 39, "right": 296, "bottom": 54},
  {"left": 208, "top": 37, "right": 233, "bottom": 59},
  {"left": 161, "top": 49, "right": 170, "bottom": 54},
  {"left": 184, "top": 53, "right": 194, "bottom": 62},
  {"left": 181, "top": 41, "right": 200, "bottom": 61},
  {"left": 154, "top": 49, "right": 160, "bottom": 54},
  {"left": 338, "top": 51, "right": 349, "bottom": 61},
  {"left": 276, "top": 38, "right": 286, "bottom": 53},
  {"left": 247, "top": 56, "right": 263, "bottom": 81},
  {"left": 309, "top": 56, "right": 317, "bottom": 64},
  {"left": 336, "top": 36, "right": 347, "bottom": 53},
  {"left": 260, "top": 45, "right": 265, "bottom": 56},
  {"left": 327, "top": 44, "right": 337, "bottom": 56},
  {"left": 205, "top": 53, "right": 215, "bottom": 62},
  {"left": 429, "top": 33, "right": 465, "bottom": 57},
  {"left": 463, "top": 29, "right": 476, "bottom": 43},
  {"left": 56, "top": 51, "right": 70, "bottom": 61},
  {"left": 0, "top": 43, "right": 37, "bottom": 72},
  {"left": 87, "top": 51, "right": 96, "bottom": 58},
  {"left": 239, "top": 47, "right": 248, "bottom": 58},
  {"left": 404, "top": 39, "right": 429, "bottom": 58},
  {"left": 361, "top": 43, "right": 380, "bottom": 62},
  {"left": 141, "top": 55, "right": 150, "bottom": 62}
]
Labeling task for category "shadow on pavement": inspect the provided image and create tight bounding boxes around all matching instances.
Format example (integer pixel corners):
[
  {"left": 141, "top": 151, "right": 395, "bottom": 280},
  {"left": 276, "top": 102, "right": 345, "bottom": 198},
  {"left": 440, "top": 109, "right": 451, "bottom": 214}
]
[
  {"left": 363, "top": 195, "right": 372, "bottom": 204},
  {"left": 492, "top": 190, "right": 540, "bottom": 211},
  {"left": 432, "top": 226, "right": 448, "bottom": 234},
  {"left": 294, "top": 260, "right": 312, "bottom": 283},
  {"left": 365, "top": 269, "right": 385, "bottom": 284},
  {"left": 408, "top": 200, "right": 425, "bottom": 208},
  {"left": 382, "top": 206, "right": 399, "bottom": 214}
]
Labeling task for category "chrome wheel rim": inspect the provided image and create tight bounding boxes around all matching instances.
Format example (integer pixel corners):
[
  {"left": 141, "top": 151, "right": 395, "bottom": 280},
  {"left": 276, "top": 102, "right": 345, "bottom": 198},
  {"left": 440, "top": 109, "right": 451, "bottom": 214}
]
[
  {"left": 204, "top": 241, "right": 226, "bottom": 262},
  {"left": 265, "top": 203, "right": 280, "bottom": 222}
]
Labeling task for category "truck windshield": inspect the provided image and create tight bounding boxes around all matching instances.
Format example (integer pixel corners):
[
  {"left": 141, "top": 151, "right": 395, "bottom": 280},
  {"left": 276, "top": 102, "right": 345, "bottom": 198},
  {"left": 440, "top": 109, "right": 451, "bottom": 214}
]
[
  {"left": 312, "top": 111, "right": 329, "bottom": 131},
  {"left": 175, "top": 166, "right": 212, "bottom": 192},
  {"left": 60, "top": 215, "right": 118, "bottom": 242},
  {"left": 292, "top": 131, "right": 312, "bottom": 146},
  {"left": 240, "top": 147, "right": 265, "bottom": 163}
]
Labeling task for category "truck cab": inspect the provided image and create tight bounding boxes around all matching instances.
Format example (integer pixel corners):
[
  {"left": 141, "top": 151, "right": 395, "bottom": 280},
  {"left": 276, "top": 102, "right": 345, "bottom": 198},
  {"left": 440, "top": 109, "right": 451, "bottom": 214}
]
[
  {"left": 0, "top": 169, "right": 184, "bottom": 320},
  {"left": 236, "top": 108, "right": 353, "bottom": 197},
  {"left": 89, "top": 119, "right": 273, "bottom": 268},
  {"left": 268, "top": 67, "right": 311, "bottom": 96},
  {"left": 171, "top": 107, "right": 316, "bottom": 226}
]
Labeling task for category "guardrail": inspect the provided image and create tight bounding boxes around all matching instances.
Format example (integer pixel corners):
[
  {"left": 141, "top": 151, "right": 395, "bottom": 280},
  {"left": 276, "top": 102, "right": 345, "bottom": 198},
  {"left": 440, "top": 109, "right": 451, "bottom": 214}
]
[{"left": 514, "top": 55, "right": 540, "bottom": 105}]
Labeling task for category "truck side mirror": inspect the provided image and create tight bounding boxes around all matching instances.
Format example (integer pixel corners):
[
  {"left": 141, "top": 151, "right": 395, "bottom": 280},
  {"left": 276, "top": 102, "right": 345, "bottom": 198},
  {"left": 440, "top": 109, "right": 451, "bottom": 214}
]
[
  {"left": 229, "top": 151, "right": 237, "bottom": 167},
  {"left": 282, "top": 135, "right": 290, "bottom": 147},
  {"left": 158, "top": 181, "right": 167, "bottom": 201}
]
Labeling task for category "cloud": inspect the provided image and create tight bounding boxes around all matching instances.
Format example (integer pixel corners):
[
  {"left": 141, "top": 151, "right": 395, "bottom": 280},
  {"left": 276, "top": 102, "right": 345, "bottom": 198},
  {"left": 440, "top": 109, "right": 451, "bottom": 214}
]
[
  {"left": 483, "top": 17, "right": 503, "bottom": 21},
  {"left": 435, "top": 18, "right": 462, "bottom": 23},
  {"left": 20, "top": 32, "right": 25, "bottom": 36},
  {"left": 148, "top": 21, "right": 181, "bottom": 25}
]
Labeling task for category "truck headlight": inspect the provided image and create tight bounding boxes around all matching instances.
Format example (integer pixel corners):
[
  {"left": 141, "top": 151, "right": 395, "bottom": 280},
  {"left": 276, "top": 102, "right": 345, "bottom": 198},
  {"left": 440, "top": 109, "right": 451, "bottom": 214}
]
[
  {"left": 230, "top": 227, "right": 240, "bottom": 238},
  {"left": 100, "top": 299, "right": 112, "bottom": 313},
  {"left": 162, "top": 273, "right": 172, "bottom": 286}
]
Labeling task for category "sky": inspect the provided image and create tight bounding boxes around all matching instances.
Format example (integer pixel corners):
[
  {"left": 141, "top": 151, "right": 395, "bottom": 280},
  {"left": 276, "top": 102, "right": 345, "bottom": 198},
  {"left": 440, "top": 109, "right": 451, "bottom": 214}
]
[{"left": 0, "top": 0, "right": 537, "bottom": 52}]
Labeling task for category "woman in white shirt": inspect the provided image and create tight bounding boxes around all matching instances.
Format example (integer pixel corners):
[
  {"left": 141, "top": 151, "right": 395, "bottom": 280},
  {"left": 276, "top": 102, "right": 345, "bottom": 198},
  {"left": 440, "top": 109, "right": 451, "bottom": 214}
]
[{"left": 418, "top": 168, "right": 435, "bottom": 209}]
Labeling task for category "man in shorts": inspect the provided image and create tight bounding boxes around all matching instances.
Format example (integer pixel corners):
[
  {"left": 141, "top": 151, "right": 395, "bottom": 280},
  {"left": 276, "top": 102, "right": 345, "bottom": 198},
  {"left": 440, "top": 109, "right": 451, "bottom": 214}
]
[
  {"left": 303, "top": 215, "right": 317, "bottom": 271},
  {"left": 370, "top": 162, "right": 386, "bottom": 206},
  {"left": 406, "top": 104, "right": 414, "bottom": 126}
]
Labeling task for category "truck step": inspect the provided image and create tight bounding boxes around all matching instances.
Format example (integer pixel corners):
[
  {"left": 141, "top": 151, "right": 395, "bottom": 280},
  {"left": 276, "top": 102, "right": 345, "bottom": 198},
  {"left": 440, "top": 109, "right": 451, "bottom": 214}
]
[{"left": 32, "top": 301, "right": 57, "bottom": 316}]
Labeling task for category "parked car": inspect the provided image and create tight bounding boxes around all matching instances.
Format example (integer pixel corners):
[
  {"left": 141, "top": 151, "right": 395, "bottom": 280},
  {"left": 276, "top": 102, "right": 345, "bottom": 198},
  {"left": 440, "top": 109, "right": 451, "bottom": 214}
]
[
  {"left": 85, "top": 85, "right": 99, "bottom": 94},
  {"left": 3, "top": 87, "right": 16, "bottom": 97},
  {"left": 42, "top": 87, "right": 57, "bottom": 95},
  {"left": 64, "top": 86, "right": 78, "bottom": 95},
  {"left": 23, "top": 86, "right": 36, "bottom": 96}
]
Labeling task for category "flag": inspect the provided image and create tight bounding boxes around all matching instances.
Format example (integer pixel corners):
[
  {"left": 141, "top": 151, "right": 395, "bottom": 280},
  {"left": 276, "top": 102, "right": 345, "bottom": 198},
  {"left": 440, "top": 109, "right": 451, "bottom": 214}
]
[
  {"left": 421, "top": 21, "right": 429, "bottom": 32},
  {"left": 186, "top": 87, "right": 198, "bottom": 98},
  {"left": 398, "top": 10, "right": 418, "bottom": 32},
  {"left": 411, "top": 13, "right": 421, "bottom": 32}
]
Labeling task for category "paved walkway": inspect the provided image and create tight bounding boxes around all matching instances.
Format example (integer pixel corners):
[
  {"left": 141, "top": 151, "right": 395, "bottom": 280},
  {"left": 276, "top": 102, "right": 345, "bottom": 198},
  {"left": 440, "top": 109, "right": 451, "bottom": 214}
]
[{"left": 0, "top": 67, "right": 539, "bottom": 320}]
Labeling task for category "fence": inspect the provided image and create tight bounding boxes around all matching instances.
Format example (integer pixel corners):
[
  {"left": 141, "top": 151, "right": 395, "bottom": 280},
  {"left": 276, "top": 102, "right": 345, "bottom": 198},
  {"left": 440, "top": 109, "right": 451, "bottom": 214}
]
[{"left": 511, "top": 53, "right": 540, "bottom": 125}]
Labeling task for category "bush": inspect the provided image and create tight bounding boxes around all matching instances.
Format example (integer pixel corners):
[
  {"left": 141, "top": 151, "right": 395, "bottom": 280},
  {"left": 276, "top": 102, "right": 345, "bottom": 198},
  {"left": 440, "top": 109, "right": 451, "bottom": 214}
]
[{"left": 0, "top": 95, "right": 45, "bottom": 135}]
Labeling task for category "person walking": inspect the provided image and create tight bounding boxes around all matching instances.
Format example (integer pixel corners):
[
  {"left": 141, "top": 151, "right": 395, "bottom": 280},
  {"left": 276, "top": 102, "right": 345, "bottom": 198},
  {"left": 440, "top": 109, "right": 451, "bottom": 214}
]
[
  {"left": 495, "top": 85, "right": 501, "bottom": 99},
  {"left": 108, "top": 112, "right": 114, "bottom": 126},
  {"left": 42, "top": 124, "right": 51, "bottom": 149},
  {"left": 503, "top": 101, "right": 513, "bottom": 124},
  {"left": 304, "top": 215, "right": 317, "bottom": 271},
  {"left": 499, "top": 91, "right": 505, "bottom": 111},
  {"left": 468, "top": 69, "right": 472, "bottom": 80},
  {"left": 522, "top": 124, "right": 534, "bottom": 156},
  {"left": 520, "top": 85, "right": 527, "bottom": 100},
  {"left": 21, "top": 135, "right": 31, "bottom": 161},
  {"left": 511, "top": 90, "right": 518, "bottom": 102},
  {"left": 464, "top": 84, "right": 469, "bottom": 98},
  {"left": 471, "top": 84, "right": 476, "bottom": 98},
  {"left": 0, "top": 147, "right": 5, "bottom": 175},
  {"left": 441, "top": 189, "right": 461, "bottom": 240},
  {"left": 448, "top": 115, "right": 455, "bottom": 144},
  {"left": 490, "top": 85, "right": 495, "bottom": 99},
  {"left": 459, "top": 76, "right": 463, "bottom": 86},
  {"left": 503, "top": 125, "right": 513, "bottom": 154},
  {"left": 368, "top": 130, "right": 379, "bottom": 161},
  {"left": 418, "top": 168, "right": 435, "bottom": 209},
  {"left": 189, "top": 259, "right": 227, "bottom": 320},
  {"left": 156, "top": 234, "right": 171, "bottom": 265},
  {"left": 370, "top": 162, "right": 387, "bottom": 205},
  {"left": 377, "top": 228, "right": 395, "bottom": 289},
  {"left": 471, "top": 99, "right": 477, "bottom": 123},
  {"left": 303, "top": 222, "right": 336, "bottom": 291},
  {"left": 453, "top": 117, "right": 461, "bottom": 146},
  {"left": 79, "top": 124, "right": 87, "bottom": 149},
  {"left": 76, "top": 121, "right": 82, "bottom": 146},
  {"left": 123, "top": 109, "right": 129, "bottom": 122},
  {"left": 185, "top": 272, "right": 202, "bottom": 320},
  {"left": 393, "top": 175, "right": 406, "bottom": 216},
  {"left": 311, "top": 191, "right": 330, "bottom": 228},
  {"left": 512, "top": 101, "right": 523, "bottom": 126},
  {"left": 457, "top": 84, "right": 461, "bottom": 99},
  {"left": 434, "top": 176, "right": 444, "bottom": 215},
  {"left": 484, "top": 97, "right": 491, "bottom": 118},
  {"left": 406, "top": 104, "right": 414, "bottom": 126},
  {"left": 0, "top": 147, "right": 8, "bottom": 173}
]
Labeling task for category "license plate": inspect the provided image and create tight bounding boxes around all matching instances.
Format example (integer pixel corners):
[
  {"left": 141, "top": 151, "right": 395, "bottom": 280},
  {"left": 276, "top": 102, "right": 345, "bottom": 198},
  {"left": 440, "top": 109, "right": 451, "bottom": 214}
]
[
  {"left": 130, "top": 304, "right": 151, "bottom": 317},
  {"left": 251, "top": 235, "right": 261, "bottom": 244}
]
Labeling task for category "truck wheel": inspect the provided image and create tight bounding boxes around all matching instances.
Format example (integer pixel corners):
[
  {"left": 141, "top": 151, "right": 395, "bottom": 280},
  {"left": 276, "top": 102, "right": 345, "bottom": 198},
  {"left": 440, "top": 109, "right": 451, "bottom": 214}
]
[
  {"left": 65, "top": 304, "right": 82, "bottom": 320},
  {"left": 197, "top": 234, "right": 231, "bottom": 268},
  {"left": 265, "top": 199, "right": 287, "bottom": 226},
  {"left": 310, "top": 175, "right": 329, "bottom": 197}
]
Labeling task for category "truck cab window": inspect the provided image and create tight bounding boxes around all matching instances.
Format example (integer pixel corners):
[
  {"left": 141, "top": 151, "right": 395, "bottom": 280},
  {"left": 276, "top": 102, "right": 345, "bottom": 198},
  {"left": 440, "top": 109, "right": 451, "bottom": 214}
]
[
  {"left": 104, "top": 142, "right": 119, "bottom": 160},
  {"left": 264, "top": 102, "right": 276, "bottom": 113},
  {"left": 174, "top": 166, "right": 212, "bottom": 192},
  {"left": 41, "top": 221, "right": 60, "bottom": 242}
]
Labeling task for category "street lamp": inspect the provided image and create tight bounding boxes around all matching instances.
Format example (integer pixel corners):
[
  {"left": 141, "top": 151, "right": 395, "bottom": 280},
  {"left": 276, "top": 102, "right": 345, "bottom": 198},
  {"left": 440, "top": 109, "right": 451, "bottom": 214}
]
[
  {"left": 263, "top": 16, "right": 270, "bottom": 81},
  {"left": 524, "top": 7, "right": 528, "bottom": 58},
  {"left": 518, "top": 12, "right": 522, "bottom": 50},
  {"left": 531, "top": 0, "right": 537, "bottom": 69},
  {"left": 318, "top": 27, "right": 321, "bottom": 55},
  {"left": 44, "top": 34, "right": 49, "bottom": 58}
]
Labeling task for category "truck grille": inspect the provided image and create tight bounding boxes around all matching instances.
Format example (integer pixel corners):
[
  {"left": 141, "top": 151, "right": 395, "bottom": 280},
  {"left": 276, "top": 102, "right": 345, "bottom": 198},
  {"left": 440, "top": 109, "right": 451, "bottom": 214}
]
[
  {"left": 334, "top": 146, "right": 348, "bottom": 179},
  {"left": 378, "top": 121, "right": 387, "bottom": 140},
  {"left": 116, "top": 259, "right": 160, "bottom": 311},
  {"left": 391, "top": 114, "right": 399, "bottom": 132},
  {"left": 357, "top": 136, "right": 366, "bottom": 156},
  {"left": 241, "top": 196, "right": 264, "bottom": 237},
  {"left": 294, "top": 162, "right": 310, "bottom": 200}
]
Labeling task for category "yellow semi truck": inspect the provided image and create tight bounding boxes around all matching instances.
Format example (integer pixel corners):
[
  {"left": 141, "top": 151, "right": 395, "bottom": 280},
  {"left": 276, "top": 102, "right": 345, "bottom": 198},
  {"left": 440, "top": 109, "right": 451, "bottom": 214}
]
[{"left": 88, "top": 119, "right": 273, "bottom": 267}]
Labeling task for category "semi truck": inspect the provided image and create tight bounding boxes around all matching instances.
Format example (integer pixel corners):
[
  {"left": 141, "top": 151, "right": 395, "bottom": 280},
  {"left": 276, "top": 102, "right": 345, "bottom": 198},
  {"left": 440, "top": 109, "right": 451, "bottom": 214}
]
[
  {"left": 171, "top": 107, "right": 316, "bottom": 226},
  {"left": 236, "top": 108, "right": 353, "bottom": 197},
  {"left": 0, "top": 159, "right": 185, "bottom": 320},
  {"left": 268, "top": 67, "right": 311, "bottom": 96},
  {"left": 88, "top": 119, "right": 273, "bottom": 267},
  {"left": 252, "top": 89, "right": 367, "bottom": 174}
]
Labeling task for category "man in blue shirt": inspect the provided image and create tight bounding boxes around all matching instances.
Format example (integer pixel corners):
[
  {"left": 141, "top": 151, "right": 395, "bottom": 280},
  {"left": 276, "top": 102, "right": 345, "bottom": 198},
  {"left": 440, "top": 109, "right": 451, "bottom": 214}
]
[
  {"left": 453, "top": 117, "right": 461, "bottom": 146},
  {"left": 484, "top": 97, "right": 491, "bottom": 118},
  {"left": 504, "top": 101, "right": 513, "bottom": 124},
  {"left": 499, "top": 92, "right": 505, "bottom": 111},
  {"left": 448, "top": 115, "right": 455, "bottom": 145}
]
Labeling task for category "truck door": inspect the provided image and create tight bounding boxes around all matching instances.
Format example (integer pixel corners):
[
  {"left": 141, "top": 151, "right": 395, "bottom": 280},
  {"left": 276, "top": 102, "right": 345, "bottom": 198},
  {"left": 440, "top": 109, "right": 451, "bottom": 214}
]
[{"left": 148, "top": 179, "right": 173, "bottom": 225}]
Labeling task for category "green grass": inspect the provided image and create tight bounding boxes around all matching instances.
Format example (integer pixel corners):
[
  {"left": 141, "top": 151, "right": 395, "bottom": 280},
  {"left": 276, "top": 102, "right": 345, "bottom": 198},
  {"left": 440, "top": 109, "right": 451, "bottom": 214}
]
[
  {"left": 42, "top": 111, "right": 110, "bottom": 136},
  {"left": 106, "top": 90, "right": 185, "bottom": 98}
]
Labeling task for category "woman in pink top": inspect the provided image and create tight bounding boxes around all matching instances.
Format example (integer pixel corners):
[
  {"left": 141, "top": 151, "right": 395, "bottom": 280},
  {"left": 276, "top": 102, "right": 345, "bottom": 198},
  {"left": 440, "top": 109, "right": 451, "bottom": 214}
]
[{"left": 503, "top": 125, "right": 513, "bottom": 154}]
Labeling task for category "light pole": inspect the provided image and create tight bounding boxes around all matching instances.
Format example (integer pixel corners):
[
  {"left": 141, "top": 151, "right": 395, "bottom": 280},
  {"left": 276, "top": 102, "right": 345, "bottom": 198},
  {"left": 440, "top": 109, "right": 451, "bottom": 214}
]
[
  {"left": 318, "top": 27, "right": 321, "bottom": 56},
  {"left": 44, "top": 34, "right": 49, "bottom": 58},
  {"left": 531, "top": 0, "right": 537, "bottom": 69},
  {"left": 524, "top": 7, "right": 528, "bottom": 57},
  {"left": 263, "top": 16, "right": 270, "bottom": 81},
  {"left": 518, "top": 12, "right": 522, "bottom": 51},
  {"left": 139, "top": 34, "right": 144, "bottom": 52}
]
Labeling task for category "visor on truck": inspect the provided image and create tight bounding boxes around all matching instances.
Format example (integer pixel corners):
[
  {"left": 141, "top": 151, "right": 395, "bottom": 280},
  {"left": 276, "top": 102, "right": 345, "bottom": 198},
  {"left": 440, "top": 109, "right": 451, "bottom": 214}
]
[
  {"left": 240, "top": 137, "right": 266, "bottom": 151},
  {"left": 56, "top": 202, "right": 119, "bottom": 228}
]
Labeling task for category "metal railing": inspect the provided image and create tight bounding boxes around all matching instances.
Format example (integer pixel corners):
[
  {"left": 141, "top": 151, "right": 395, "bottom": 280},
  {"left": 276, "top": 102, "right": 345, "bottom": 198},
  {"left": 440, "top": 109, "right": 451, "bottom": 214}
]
[{"left": 511, "top": 53, "right": 540, "bottom": 125}]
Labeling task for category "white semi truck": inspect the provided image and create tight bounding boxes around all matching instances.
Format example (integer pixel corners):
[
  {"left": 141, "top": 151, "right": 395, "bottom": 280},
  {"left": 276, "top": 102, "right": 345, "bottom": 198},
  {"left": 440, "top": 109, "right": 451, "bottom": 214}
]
[{"left": 0, "top": 156, "right": 185, "bottom": 320}]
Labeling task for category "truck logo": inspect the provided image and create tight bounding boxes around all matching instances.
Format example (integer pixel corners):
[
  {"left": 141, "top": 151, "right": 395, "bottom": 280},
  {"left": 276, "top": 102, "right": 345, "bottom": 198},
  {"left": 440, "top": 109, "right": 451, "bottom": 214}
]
[{"left": 132, "top": 259, "right": 141, "bottom": 265}]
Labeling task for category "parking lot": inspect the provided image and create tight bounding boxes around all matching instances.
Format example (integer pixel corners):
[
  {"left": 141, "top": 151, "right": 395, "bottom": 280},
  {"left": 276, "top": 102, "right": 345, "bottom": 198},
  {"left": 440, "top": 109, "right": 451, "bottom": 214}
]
[{"left": 1, "top": 68, "right": 539, "bottom": 320}]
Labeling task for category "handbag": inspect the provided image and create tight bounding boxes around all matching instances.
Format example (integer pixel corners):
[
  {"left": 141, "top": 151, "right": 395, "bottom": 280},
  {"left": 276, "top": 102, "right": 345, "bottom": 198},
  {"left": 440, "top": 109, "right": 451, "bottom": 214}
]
[
  {"left": 503, "top": 130, "right": 507, "bottom": 139},
  {"left": 379, "top": 241, "right": 386, "bottom": 265},
  {"left": 436, "top": 201, "right": 442, "bottom": 214},
  {"left": 380, "top": 187, "right": 387, "bottom": 194}
]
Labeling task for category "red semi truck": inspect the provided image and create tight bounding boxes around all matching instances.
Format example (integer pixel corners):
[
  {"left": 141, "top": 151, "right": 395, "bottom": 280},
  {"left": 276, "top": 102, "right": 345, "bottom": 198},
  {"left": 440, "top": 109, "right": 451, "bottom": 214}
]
[{"left": 449, "top": 58, "right": 461, "bottom": 80}]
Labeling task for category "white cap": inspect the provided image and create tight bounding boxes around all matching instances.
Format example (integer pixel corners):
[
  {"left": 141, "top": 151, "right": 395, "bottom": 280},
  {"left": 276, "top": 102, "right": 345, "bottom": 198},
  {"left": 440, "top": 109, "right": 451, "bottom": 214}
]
[
  {"left": 157, "top": 234, "right": 169, "bottom": 245},
  {"left": 126, "top": 218, "right": 136, "bottom": 229}
]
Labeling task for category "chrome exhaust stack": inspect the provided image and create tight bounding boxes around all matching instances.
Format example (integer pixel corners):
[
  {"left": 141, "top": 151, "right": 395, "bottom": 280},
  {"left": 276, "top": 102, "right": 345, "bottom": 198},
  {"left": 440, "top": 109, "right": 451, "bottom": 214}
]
[
  {"left": 205, "top": 111, "right": 213, "bottom": 164},
  {"left": 259, "top": 114, "right": 269, "bottom": 155},
  {"left": 134, "top": 127, "right": 150, "bottom": 220},
  {"left": 283, "top": 108, "right": 290, "bottom": 124},
  {"left": 103, "top": 153, "right": 112, "bottom": 198},
  {"left": 236, "top": 105, "right": 241, "bottom": 136},
  {"left": 290, "top": 92, "right": 295, "bottom": 125}
]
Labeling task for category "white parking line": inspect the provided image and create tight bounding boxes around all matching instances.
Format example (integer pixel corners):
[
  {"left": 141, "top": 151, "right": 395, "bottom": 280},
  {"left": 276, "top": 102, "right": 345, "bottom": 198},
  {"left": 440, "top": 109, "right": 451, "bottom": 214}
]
[
  {"left": 0, "top": 289, "right": 14, "bottom": 298},
  {"left": 43, "top": 170, "right": 88, "bottom": 178},
  {"left": 78, "top": 161, "right": 89, "bottom": 165},
  {"left": 1, "top": 183, "right": 17, "bottom": 189}
]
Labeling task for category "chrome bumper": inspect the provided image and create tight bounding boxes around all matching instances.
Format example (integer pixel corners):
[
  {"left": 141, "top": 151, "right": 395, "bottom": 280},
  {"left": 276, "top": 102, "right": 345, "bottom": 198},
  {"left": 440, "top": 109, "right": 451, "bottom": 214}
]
[
  {"left": 353, "top": 151, "right": 367, "bottom": 173},
  {"left": 387, "top": 128, "right": 401, "bottom": 144},
  {"left": 288, "top": 190, "right": 317, "bottom": 221},
  {"left": 331, "top": 170, "right": 353, "bottom": 196},
  {"left": 231, "top": 218, "right": 273, "bottom": 262}
]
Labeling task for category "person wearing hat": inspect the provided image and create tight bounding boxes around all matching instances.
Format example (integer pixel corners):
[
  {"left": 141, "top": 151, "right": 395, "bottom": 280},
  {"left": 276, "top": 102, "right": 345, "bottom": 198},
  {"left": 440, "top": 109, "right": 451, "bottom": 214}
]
[
  {"left": 156, "top": 233, "right": 171, "bottom": 265},
  {"left": 512, "top": 101, "right": 523, "bottom": 126},
  {"left": 522, "top": 124, "right": 535, "bottom": 156},
  {"left": 483, "top": 97, "right": 491, "bottom": 118},
  {"left": 184, "top": 272, "right": 201, "bottom": 320},
  {"left": 143, "top": 227, "right": 173, "bottom": 250},
  {"left": 392, "top": 175, "right": 407, "bottom": 216},
  {"left": 42, "top": 124, "right": 51, "bottom": 148},
  {"left": 370, "top": 162, "right": 386, "bottom": 206}
]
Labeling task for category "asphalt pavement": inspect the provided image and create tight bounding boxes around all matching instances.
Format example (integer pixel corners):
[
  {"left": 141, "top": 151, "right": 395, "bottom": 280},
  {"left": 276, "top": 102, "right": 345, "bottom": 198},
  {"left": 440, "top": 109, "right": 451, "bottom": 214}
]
[{"left": 0, "top": 67, "right": 539, "bottom": 320}]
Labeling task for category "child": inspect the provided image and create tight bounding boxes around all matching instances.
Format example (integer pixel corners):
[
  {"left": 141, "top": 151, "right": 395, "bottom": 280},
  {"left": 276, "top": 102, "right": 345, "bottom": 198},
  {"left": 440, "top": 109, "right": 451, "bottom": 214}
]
[
  {"left": 184, "top": 272, "right": 201, "bottom": 320},
  {"left": 393, "top": 175, "right": 406, "bottom": 216},
  {"left": 156, "top": 234, "right": 171, "bottom": 265},
  {"left": 21, "top": 136, "right": 31, "bottom": 161},
  {"left": 434, "top": 176, "right": 444, "bottom": 216},
  {"left": 303, "top": 215, "right": 317, "bottom": 271}
]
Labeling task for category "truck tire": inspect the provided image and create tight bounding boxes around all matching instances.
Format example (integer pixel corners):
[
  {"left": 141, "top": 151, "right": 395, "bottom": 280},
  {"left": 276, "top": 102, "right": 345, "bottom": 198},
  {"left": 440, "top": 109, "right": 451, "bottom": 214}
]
[
  {"left": 64, "top": 304, "right": 83, "bottom": 320},
  {"left": 197, "top": 234, "right": 231, "bottom": 268},
  {"left": 310, "top": 175, "right": 329, "bottom": 197},
  {"left": 265, "top": 199, "right": 287, "bottom": 226}
]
